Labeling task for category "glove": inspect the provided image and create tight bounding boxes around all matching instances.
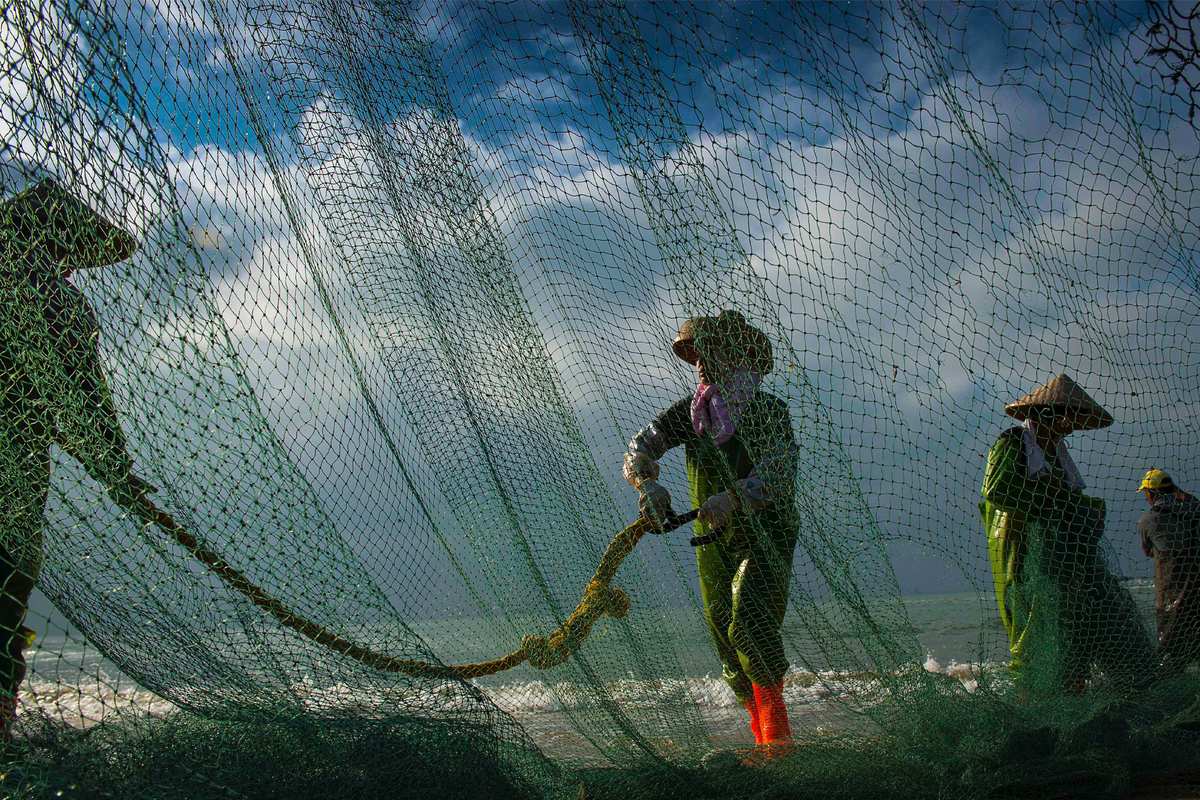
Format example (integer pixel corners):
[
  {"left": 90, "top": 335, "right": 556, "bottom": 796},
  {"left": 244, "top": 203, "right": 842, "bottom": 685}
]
[
  {"left": 698, "top": 491, "right": 737, "bottom": 531},
  {"left": 638, "top": 479, "right": 674, "bottom": 530},
  {"left": 732, "top": 475, "right": 769, "bottom": 513},
  {"left": 623, "top": 452, "right": 660, "bottom": 488}
]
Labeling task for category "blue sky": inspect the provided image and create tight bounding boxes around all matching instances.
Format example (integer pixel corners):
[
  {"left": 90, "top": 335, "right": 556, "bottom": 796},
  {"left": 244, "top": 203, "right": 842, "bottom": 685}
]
[{"left": 3, "top": 1, "right": 1199, "bottom": 699}]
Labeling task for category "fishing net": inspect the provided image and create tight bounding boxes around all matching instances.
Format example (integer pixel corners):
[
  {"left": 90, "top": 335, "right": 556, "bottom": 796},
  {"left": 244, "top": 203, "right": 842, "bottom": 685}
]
[{"left": 1, "top": 0, "right": 1198, "bottom": 798}]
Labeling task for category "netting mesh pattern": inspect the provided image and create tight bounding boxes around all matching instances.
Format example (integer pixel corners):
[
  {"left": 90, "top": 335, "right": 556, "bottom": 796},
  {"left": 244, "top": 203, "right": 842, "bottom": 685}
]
[{"left": 1, "top": 0, "right": 1199, "bottom": 798}]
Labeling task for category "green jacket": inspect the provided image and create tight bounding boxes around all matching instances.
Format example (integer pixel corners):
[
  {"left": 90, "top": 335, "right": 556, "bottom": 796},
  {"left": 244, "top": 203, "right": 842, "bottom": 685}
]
[
  {"left": 633, "top": 391, "right": 797, "bottom": 551},
  {"left": 981, "top": 428, "right": 1090, "bottom": 669},
  {"left": 980, "top": 427, "right": 1154, "bottom": 688}
]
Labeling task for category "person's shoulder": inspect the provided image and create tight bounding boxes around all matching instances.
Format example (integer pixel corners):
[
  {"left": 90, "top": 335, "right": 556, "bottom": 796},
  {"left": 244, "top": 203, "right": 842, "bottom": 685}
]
[
  {"left": 1137, "top": 507, "right": 1160, "bottom": 532},
  {"left": 990, "top": 426, "right": 1024, "bottom": 450},
  {"left": 751, "top": 390, "right": 792, "bottom": 420},
  {"left": 656, "top": 395, "right": 694, "bottom": 427},
  {"left": 997, "top": 426, "right": 1023, "bottom": 441},
  {"left": 1180, "top": 494, "right": 1200, "bottom": 520},
  {"left": 668, "top": 394, "right": 692, "bottom": 410},
  {"left": 656, "top": 395, "right": 694, "bottom": 423}
]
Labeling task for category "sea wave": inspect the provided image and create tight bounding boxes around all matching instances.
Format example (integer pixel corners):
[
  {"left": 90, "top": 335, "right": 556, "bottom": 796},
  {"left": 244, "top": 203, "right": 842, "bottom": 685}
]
[
  {"left": 487, "top": 657, "right": 1002, "bottom": 715},
  {"left": 19, "top": 676, "right": 178, "bottom": 728},
  {"left": 11, "top": 656, "right": 1002, "bottom": 728}
]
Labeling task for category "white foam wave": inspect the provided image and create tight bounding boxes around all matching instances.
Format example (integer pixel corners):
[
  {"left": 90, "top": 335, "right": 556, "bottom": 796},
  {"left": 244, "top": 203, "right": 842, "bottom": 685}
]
[
  {"left": 484, "top": 658, "right": 1003, "bottom": 715},
  {"left": 9, "top": 656, "right": 1005, "bottom": 728},
  {"left": 922, "top": 654, "right": 993, "bottom": 693},
  {"left": 19, "top": 676, "right": 178, "bottom": 728}
]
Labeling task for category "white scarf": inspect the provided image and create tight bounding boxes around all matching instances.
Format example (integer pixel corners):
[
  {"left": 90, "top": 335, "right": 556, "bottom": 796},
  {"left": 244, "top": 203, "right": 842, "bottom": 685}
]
[{"left": 1021, "top": 418, "right": 1085, "bottom": 490}]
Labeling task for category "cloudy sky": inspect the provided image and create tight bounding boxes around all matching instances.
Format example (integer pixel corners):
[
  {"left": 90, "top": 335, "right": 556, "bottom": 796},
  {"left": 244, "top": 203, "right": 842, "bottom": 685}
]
[{"left": 3, "top": 0, "right": 1199, "bottom": 693}]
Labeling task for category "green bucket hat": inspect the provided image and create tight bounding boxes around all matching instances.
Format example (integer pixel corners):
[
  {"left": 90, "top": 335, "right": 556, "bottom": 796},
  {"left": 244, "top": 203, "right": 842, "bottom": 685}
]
[
  {"left": 1, "top": 179, "right": 137, "bottom": 270},
  {"left": 672, "top": 310, "right": 773, "bottom": 374}
]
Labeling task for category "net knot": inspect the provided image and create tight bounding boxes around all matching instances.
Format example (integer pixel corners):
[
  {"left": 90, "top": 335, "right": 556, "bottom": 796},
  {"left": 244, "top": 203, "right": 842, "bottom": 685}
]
[
  {"left": 597, "top": 585, "right": 630, "bottom": 619},
  {"left": 582, "top": 579, "right": 629, "bottom": 614},
  {"left": 521, "top": 634, "right": 558, "bottom": 670}
]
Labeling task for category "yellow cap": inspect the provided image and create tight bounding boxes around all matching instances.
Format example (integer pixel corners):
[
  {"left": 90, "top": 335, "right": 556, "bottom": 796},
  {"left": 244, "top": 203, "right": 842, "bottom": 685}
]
[{"left": 1138, "top": 468, "right": 1174, "bottom": 492}]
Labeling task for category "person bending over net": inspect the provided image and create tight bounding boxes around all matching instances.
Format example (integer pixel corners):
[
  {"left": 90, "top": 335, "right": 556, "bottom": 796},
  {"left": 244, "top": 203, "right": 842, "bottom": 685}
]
[
  {"left": 0, "top": 179, "right": 150, "bottom": 737},
  {"left": 981, "top": 374, "right": 1154, "bottom": 696},
  {"left": 1137, "top": 468, "right": 1200, "bottom": 675},
  {"left": 624, "top": 311, "right": 798, "bottom": 750}
]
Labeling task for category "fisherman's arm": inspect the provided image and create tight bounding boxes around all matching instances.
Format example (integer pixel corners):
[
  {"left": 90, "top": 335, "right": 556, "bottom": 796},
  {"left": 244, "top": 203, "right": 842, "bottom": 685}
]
[
  {"left": 624, "top": 397, "right": 692, "bottom": 523},
  {"left": 51, "top": 282, "right": 148, "bottom": 502},
  {"left": 624, "top": 397, "right": 693, "bottom": 481},
  {"left": 1138, "top": 512, "right": 1159, "bottom": 558}
]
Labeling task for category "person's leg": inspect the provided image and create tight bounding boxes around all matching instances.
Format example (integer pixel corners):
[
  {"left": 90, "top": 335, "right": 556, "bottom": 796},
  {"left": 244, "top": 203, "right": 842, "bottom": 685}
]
[
  {"left": 1004, "top": 580, "right": 1033, "bottom": 683},
  {"left": 696, "top": 543, "right": 758, "bottom": 741},
  {"left": 1058, "top": 601, "right": 1090, "bottom": 695},
  {"left": 0, "top": 546, "right": 36, "bottom": 713},
  {"left": 1158, "top": 600, "right": 1200, "bottom": 676},
  {"left": 728, "top": 540, "right": 793, "bottom": 744},
  {"left": 1022, "top": 515, "right": 1094, "bottom": 696},
  {"left": 0, "top": 426, "right": 49, "bottom": 737},
  {"left": 988, "top": 515, "right": 1035, "bottom": 691}
]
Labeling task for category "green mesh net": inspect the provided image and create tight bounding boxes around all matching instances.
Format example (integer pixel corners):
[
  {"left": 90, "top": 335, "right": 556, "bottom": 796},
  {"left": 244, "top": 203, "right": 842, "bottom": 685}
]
[{"left": 1, "top": 1, "right": 1199, "bottom": 798}]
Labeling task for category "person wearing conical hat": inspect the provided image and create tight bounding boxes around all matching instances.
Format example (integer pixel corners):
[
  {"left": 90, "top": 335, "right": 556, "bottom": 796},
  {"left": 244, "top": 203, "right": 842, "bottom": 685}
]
[
  {"left": 1136, "top": 469, "right": 1200, "bottom": 674},
  {"left": 0, "top": 179, "right": 149, "bottom": 738},
  {"left": 624, "top": 311, "right": 798, "bottom": 749},
  {"left": 981, "top": 374, "right": 1153, "bottom": 694}
]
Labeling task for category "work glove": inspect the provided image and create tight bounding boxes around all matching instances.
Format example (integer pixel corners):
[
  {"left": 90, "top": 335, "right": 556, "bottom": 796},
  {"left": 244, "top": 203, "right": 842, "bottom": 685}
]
[
  {"left": 698, "top": 491, "right": 737, "bottom": 531},
  {"left": 638, "top": 479, "right": 674, "bottom": 530},
  {"left": 732, "top": 475, "right": 769, "bottom": 513},
  {"left": 623, "top": 452, "right": 660, "bottom": 488}
]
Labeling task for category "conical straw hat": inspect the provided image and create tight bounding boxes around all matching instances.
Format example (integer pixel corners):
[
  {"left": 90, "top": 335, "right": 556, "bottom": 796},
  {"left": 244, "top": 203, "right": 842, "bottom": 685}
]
[
  {"left": 1, "top": 179, "right": 137, "bottom": 269},
  {"left": 1004, "top": 373, "right": 1113, "bottom": 430}
]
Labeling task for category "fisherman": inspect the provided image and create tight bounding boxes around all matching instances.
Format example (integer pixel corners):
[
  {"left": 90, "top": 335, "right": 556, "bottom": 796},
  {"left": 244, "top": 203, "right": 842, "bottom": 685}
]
[
  {"left": 624, "top": 311, "right": 798, "bottom": 749},
  {"left": 1137, "top": 468, "right": 1200, "bottom": 674},
  {"left": 0, "top": 179, "right": 149, "bottom": 737},
  {"left": 981, "top": 374, "right": 1153, "bottom": 694}
]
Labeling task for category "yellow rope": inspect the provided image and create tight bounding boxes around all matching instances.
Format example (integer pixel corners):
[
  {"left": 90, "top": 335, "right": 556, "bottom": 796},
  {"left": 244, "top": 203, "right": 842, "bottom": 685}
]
[{"left": 131, "top": 493, "right": 656, "bottom": 680}]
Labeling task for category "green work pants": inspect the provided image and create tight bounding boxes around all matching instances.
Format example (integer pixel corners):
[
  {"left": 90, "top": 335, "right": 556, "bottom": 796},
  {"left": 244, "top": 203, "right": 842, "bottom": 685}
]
[{"left": 696, "top": 531, "right": 795, "bottom": 702}]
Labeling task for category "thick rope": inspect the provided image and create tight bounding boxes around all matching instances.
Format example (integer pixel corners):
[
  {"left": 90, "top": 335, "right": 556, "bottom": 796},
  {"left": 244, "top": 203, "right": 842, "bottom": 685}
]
[{"left": 128, "top": 493, "right": 664, "bottom": 679}]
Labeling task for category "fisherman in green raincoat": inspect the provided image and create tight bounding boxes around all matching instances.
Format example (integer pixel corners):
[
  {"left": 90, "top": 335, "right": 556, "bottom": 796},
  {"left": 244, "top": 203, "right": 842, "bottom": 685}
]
[
  {"left": 981, "top": 374, "right": 1153, "bottom": 694},
  {"left": 624, "top": 311, "right": 798, "bottom": 747},
  {"left": 0, "top": 179, "right": 148, "bottom": 735}
]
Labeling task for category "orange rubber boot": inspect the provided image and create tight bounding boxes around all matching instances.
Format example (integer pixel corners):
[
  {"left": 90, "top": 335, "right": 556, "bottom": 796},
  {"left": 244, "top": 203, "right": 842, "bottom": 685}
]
[
  {"left": 742, "top": 697, "right": 763, "bottom": 745},
  {"left": 753, "top": 682, "right": 792, "bottom": 744}
]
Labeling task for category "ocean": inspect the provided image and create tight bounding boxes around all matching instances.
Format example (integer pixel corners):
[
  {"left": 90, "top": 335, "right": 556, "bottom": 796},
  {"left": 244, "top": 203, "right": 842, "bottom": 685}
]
[{"left": 17, "top": 582, "right": 1160, "bottom": 763}]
